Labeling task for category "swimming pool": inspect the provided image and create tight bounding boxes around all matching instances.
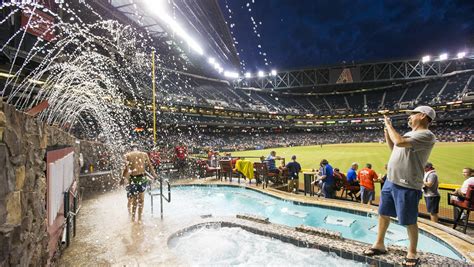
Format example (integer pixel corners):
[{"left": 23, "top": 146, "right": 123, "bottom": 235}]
[
  {"left": 169, "top": 224, "right": 367, "bottom": 266},
  {"left": 157, "top": 185, "right": 461, "bottom": 260}
]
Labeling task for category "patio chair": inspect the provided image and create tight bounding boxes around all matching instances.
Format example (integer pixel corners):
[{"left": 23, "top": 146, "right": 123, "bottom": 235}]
[
  {"left": 253, "top": 162, "right": 278, "bottom": 189},
  {"left": 448, "top": 185, "right": 474, "bottom": 234},
  {"left": 219, "top": 160, "right": 240, "bottom": 182},
  {"left": 340, "top": 179, "right": 360, "bottom": 201}
]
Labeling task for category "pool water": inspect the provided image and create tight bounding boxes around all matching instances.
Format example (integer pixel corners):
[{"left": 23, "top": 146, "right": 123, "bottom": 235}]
[
  {"left": 169, "top": 225, "right": 367, "bottom": 266},
  {"left": 156, "top": 185, "right": 461, "bottom": 260}
]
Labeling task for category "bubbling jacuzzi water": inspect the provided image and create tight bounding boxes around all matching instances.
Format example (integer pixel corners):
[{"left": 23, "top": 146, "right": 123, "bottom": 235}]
[
  {"left": 169, "top": 225, "right": 367, "bottom": 266},
  {"left": 155, "top": 185, "right": 461, "bottom": 260}
]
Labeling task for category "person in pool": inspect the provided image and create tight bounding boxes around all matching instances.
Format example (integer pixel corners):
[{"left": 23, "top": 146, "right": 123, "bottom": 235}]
[{"left": 121, "top": 144, "right": 157, "bottom": 223}]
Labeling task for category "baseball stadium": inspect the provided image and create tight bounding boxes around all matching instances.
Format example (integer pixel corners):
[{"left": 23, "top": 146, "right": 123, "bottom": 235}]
[{"left": 0, "top": 0, "right": 473, "bottom": 266}]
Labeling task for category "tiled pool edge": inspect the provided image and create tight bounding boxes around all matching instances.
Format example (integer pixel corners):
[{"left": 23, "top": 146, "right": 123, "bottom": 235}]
[
  {"left": 170, "top": 180, "right": 473, "bottom": 263},
  {"left": 166, "top": 217, "right": 468, "bottom": 267}
]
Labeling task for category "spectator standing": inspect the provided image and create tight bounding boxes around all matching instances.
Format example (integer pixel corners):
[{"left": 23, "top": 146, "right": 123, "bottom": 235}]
[
  {"left": 148, "top": 147, "right": 161, "bottom": 173},
  {"left": 358, "top": 163, "right": 379, "bottom": 205},
  {"left": 285, "top": 155, "right": 301, "bottom": 193},
  {"left": 175, "top": 142, "right": 188, "bottom": 177},
  {"left": 422, "top": 162, "right": 440, "bottom": 223},
  {"left": 365, "top": 106, "right": 436, "bottom": 267}
]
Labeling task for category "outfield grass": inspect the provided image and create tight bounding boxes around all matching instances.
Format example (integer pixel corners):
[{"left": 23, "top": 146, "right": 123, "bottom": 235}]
[{"left": 232, "top": 142, "right": 474, "bottom": 185}]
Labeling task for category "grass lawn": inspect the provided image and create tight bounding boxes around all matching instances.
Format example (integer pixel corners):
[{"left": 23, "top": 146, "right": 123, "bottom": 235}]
[{"left": 232, "top": 142, "right": 474, "bottom": 185}]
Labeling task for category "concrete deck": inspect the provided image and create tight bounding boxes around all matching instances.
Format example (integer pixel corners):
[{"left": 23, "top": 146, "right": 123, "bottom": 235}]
[{"left": 58, "top": 177, "right": 473, "bottom": 266}]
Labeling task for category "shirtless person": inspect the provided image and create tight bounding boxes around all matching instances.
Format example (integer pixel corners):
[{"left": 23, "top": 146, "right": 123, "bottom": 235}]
[{"left": 120, "top": 145, "right": 158, "bottom": 223}]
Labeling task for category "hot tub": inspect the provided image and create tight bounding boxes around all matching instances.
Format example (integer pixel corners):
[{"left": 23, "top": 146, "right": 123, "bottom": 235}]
[{"left": 155, "top": 185, "right": 462, "bottom": 260}]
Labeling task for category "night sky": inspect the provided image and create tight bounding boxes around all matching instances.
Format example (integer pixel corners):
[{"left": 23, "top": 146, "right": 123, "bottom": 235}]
[{"left": 220, "top": 0, "right": 474, "bottom": 71}]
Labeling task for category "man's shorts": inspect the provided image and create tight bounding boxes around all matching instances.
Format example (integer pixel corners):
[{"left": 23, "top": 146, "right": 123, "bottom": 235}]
[
  {"left": 379, "top": 180, "right": 422, "bottom": 225},
  {"left": 424, "top": 196, "right": 440, "bottom": 214},
  {"left": 360, "top": 186, "right": 375, "bottom": 203},
  {"left": 126, "top": 175, "right": 148, "bottom": 197}
]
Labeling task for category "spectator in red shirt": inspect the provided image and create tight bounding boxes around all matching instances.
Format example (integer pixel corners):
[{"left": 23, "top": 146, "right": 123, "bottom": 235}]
[
  {"left": 175, "top": 143, "right": 188, "bottom": 176},
  {"left": 358, "top": 163, "right": 379, "bottom": 205},
  {"left": 175, "top": 143, "right": 187, "bottom": 160},
  {"left": 148, "top": 147, "right": 161, "bottom": 173}
]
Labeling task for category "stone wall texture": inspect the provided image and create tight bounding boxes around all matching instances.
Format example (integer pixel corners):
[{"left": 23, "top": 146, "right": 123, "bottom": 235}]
[{"left": 0, "top": 101, "right": 80, "bottom": 266}]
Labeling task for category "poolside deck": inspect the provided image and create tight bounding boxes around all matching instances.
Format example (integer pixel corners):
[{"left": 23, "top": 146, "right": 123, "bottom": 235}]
[{"left": 58, "top": 177, "right": 473, "bottom": 266}]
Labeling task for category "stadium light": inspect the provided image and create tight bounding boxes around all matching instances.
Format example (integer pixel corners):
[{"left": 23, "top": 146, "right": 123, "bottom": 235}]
[
  {"left": 145, "top": 0, "right": 204, "bottom": 55},
  {"left": 457, "top": 52, "right": 466, "bottom": 59},
  {"left": 270, "top": 69, "right": 277, "bottom": 76},
  {"left": 28, "top": 79, "right": 45, "bottom": 85},
  {"left": 439, "top": 53, "right": 448, "bottom": 61},
  {"left": 208, "top": 57, "right": 215, "bottom": 64},
  {"left": 258, "top": 71, "right": 265, "bottom": 77},
  {"left": 422, "top": 55, "right": 431, "bottom": 63},
  {"left": 0, "top": 72, "right": 15, "bottom": 78},
  {"left": 245, "top": 72, "right": 252, "bottom": 78},
  {"left": 224, "top": 71, "right": 239, "bottom": 79}
]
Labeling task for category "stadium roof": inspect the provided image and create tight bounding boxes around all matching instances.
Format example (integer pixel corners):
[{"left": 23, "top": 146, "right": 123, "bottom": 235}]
[{"left": 107, "top": 0, "right": 240, "bottom": 80}]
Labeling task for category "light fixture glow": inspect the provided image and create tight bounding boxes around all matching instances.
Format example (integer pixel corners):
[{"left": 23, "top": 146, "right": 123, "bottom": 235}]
[
  {"left": 145, "top": 1, "right": 204, "bottom": 55},
  {"left": 0, "top": 72, "right": 15, "bottom": 78},
  {"left": 258, "top": 71, "right": 264, "bottom": 77},
  {"left": 224, "top": 71, "right": 239, "bottom": 79},
  {"left": 422, "top": 55, "right": 431, "bottom": 63},
  {"left": 28, "top": 79, "right": 45, "bottom": 85},
  {"left": 457, "top": 52, "right": 466, "bottom": 59},
  {"left": 270, "top": 69, "right": 277, "bottom": 76},
  {"left": 208, "top": 57, "right": 215, "bottom": 64},
  {"left": 245, "top": 72, "right": 251, "bottom": 78},
  {"left": 439, "top": 53, "right": 448, "bottom": 61}
]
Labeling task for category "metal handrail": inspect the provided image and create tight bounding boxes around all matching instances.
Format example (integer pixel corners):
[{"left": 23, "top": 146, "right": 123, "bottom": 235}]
[{"left": 146, "top": 171, "right": 171, "bottom": 219}]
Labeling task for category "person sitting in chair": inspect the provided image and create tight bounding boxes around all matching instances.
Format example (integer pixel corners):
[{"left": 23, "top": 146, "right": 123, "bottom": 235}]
[
  {"left": 316, "top": 159, "right": 335, "bottom": 199},
  {"left": 265, "top": 151, "right": 283, "bottom": 184},
  {"left": 266, "top": 151, "right": 281, "bottom": 174},
  {"left": 452, "top": 167, "right": 474, "bottom": 198},
  {"left": 346, "top": 162, "right": 361, "bottom": 199}
]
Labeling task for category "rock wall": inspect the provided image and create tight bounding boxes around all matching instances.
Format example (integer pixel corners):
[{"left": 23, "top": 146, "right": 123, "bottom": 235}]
[{"left": 0, "top": 101, "right": 80, "bottom": 266}]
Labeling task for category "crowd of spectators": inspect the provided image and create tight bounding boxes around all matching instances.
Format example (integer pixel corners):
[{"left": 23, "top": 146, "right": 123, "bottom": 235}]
[{"left": 142, "top": 122, "right": 472, "bottom": 154}]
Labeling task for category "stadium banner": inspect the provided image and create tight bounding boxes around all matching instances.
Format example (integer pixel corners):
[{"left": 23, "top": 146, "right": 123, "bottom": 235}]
[{"left": 329, "top": 67, "right": 361, "bottom": 84}]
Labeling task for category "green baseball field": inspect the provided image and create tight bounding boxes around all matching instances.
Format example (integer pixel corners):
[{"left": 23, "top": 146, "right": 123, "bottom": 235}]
[{"left": 232, "top": 142, "right": 474, "bottom": 186}]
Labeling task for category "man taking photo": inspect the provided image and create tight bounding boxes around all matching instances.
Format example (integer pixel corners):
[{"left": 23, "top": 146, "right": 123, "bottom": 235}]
[{"left": 364, "top": 106, "right": 436, "bottom": 267}]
